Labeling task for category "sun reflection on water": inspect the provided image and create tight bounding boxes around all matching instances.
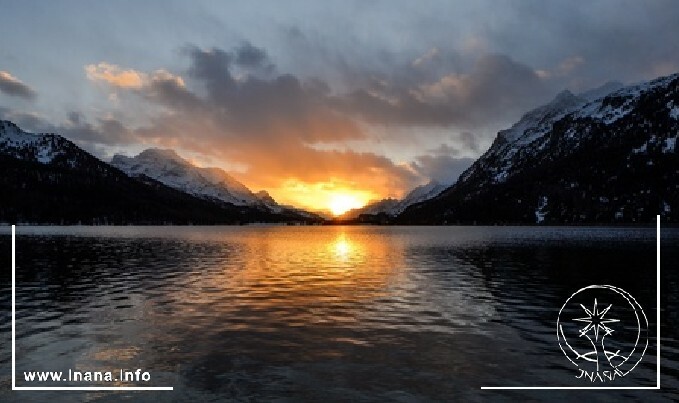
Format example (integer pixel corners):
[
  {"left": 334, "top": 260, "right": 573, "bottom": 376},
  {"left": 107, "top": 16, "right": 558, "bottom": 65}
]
[
  {"left": 164, "top": 227, "right": 403, "bottom": 310},
  {"left": 332, "top": 234, "right": 352, "bottom": 260}
]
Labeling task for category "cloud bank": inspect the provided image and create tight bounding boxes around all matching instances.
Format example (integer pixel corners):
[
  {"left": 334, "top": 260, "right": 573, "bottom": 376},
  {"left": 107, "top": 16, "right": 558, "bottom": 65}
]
[
  {"left": 0, "top": 71, "right": 36, "bottom": 99},
  {"left": 2, "top": 1, "right": 678, "bottom": 208}
]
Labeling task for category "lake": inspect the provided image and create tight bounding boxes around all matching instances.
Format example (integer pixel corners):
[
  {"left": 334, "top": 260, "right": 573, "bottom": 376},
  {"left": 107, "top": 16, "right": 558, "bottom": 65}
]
[{"left": 1, "top": 226, "right": 677, "bottom": 402}]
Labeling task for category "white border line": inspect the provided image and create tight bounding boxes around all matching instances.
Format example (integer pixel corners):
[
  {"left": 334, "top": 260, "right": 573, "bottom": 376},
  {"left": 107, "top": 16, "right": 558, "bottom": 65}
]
[
  {"left": 11, "top": 225, "right": 15, "bottom": 391},
  {"left": 481, "top": 214, "right": 661, "bottom": 390},
  {"left": 657, "top": 213, "right": 661, "bottom": 388},
  {"left": 11, "top": 225, "right": 173, "bottom": 391}
]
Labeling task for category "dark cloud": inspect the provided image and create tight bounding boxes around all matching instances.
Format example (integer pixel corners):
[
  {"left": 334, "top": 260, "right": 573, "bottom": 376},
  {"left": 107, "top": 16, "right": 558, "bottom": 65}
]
[
  {"left": 0, "top": 107, "right": 44, "bottom": 129},
  {"left": 458, "top": 131, "right": 481, "bottom": 153},
  {"left": 67, "top": 111, "right": 82, "bottom": 125},
  {"left": 334, "top": 54, "right": 550, "bottom": 128},
  {"left": 274, "top": 2, "right": 679, "bottom": 125},
  {"left": 0, "top": 107, "right": 135, "bottom": 150},
  {"left": 411, "top": 154, "right": 475, "bottom": 186},
  {"left": 73, "top": 19, "right": 679, "bottom": 197},
  {"left": 235, "top": 42, "right": 272, "bottom": 72},
  {"left": 0, "top": 71, "right": 36, "bottom": 99},
  {"left": 78, "top": 44, "right": 558, "bottom": 194},
  {"left": 170, "top": 45, "right": 365, "bottom": 144},
  {"left": 483, "top": 1, "right": 679, "bottom": 86},
  {"left": 186, "top": 46, "right": 236, "bottom": 97},
  {"left": 143, "top": 73, "right": 202, "bottom": 111},
  {"left": 426, "top": 143, "right": 461, "bottom": 157}
]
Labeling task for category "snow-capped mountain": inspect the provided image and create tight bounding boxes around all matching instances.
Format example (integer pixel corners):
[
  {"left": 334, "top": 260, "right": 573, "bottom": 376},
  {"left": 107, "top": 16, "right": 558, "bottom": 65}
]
[
  {"left": 0, "top": 120, "right": 247, "bottom": 224},
  {"left": 0, "top": 120, "right": 320, "bottom": 224},
  {"left": 0, "top": 120, "right": 90, "bottom": 167},
  {"left": 458, "top": 81, "right": 624, "bottom": 187},
  {"left": 394, "top": 181, "right": 448, "bottom": 214},
  {"left": 342, "top": 181, "right": 447, "bottom": 219},
  {"left": 111, "top": 148, "right": 276, "bottom": 208},
  {"left": 398, "top": 73, "right": 679, "bottom": 224}
]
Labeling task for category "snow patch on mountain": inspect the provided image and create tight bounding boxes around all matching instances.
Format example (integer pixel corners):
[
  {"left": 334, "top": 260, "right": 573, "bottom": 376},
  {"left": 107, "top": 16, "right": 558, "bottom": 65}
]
[
  {"left": 535, "top": 196, "right": 548, "bottom": 224},
  {"left": 668, "top": 101, "right": 679, "bottom": 120},
  {"left": 0, "top": 120, "right": 76, "bottom": 165},
  {"left": 632, "top": 142, "right": 648, "bottom": 154}
]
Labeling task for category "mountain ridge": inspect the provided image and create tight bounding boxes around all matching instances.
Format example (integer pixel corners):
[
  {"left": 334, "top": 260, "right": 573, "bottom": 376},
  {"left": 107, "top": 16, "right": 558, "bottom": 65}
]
[
  {"left": 0, "top": 121, "right": 319, "bottom": 224},
  {"left": 112, "top": 148, "right": 268, "bottom": 207},
  {"left": 340, "top": 181, "right": 447, "bottom": 220},
  {"left": 397, "top": 73, "right": 679, "bottom": 224}
]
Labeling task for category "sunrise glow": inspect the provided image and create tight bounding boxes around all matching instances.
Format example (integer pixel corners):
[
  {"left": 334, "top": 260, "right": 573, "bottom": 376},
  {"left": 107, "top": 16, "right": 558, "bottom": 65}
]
[
  {"left": 268, "top": 179, "right": 375, "bottom": 216},
  {"left": 328, "top": 193, "right": 364, "bottom": 216}
]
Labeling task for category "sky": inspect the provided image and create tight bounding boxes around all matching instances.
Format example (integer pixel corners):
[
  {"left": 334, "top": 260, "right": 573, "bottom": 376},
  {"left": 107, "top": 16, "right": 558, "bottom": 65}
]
[{"left": 1, "top": 0, "right": 678, "bottom": 212}]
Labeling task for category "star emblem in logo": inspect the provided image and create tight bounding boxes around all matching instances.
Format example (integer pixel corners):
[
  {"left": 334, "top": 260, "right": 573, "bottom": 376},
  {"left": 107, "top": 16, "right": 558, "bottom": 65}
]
[{"left": 573, "top": 298, "right": 620, "bottom": 342}]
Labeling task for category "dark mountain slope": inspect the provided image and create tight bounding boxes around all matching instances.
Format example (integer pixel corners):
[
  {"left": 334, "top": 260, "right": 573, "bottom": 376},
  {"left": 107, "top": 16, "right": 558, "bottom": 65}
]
[
  {"left": 0, "top": 121, "right": 316, "bottom": 224},
  {"left": 397, "top": 74, "right": 679, "bottom": 224}
]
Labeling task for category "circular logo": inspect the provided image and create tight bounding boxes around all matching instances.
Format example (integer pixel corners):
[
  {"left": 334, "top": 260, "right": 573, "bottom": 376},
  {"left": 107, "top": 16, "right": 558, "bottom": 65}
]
[{"left": 557, "top": 285, "right": 648, "bottom": 382}]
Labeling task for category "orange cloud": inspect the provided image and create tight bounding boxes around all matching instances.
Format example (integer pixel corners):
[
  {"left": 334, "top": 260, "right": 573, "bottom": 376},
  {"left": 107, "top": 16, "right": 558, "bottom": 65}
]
[
  {"left": 0, "top": 71, "right": 25, "bottom": 85},
  {"left": 129, "top": 114, "right": 419, "bottom": 210},
  {"left": 85, "top": 63, "right": 145, "bottom": 88},
  {"left": 85, "top": 62, "right": 185, "bottom": 89},
  {"left": 81, "top": 47, "right": 446, "bottom": 209}
]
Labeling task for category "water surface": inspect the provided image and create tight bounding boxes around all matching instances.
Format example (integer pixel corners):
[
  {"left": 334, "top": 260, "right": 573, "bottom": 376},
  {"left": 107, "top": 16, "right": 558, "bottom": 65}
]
[{"left": 0, "top": 226, "right": 677, "bottom": 402}]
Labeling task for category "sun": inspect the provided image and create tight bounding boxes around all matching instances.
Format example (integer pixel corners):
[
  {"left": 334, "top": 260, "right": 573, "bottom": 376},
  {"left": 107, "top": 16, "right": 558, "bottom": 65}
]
[
  {"left": 329, "top": 193, "right": 364, "bottom": 216},
  {"left": 272, "top": 179, "right": 376, "bottom": 215}
]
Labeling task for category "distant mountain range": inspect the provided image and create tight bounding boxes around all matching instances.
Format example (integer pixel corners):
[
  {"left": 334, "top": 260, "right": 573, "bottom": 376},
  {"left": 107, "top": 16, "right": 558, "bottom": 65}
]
[
  {"left": 340, "top": 181, "right": 447, "bottom": 220},
  {"left": 2, "top": 72, "right": 677, "bottom": 225},
  {"left": 396, "top": 73, "right": 679, "bottom": 224},
  {"left": 0, "top": 120, "right": 320, "bottom": 224}
]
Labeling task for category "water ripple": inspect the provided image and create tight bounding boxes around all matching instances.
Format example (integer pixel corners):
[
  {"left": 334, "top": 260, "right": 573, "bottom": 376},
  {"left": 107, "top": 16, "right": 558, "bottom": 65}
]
[{"left": 0, "top": 226, "right": 676, "bottom": 402}]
